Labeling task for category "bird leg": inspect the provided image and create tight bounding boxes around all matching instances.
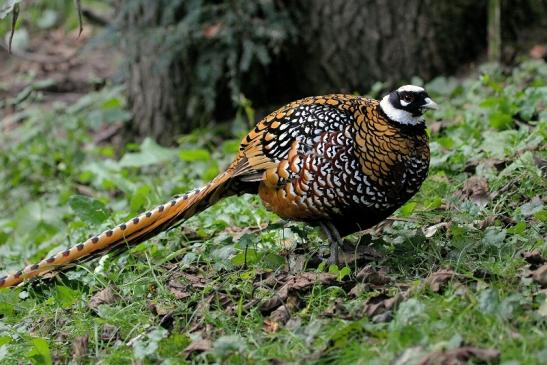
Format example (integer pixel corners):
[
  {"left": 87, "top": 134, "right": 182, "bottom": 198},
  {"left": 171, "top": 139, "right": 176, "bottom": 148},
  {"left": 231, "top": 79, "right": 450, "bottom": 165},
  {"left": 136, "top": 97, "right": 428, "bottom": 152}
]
[{"left": 319, "top": 221, "right": 343, "bottom": 265}]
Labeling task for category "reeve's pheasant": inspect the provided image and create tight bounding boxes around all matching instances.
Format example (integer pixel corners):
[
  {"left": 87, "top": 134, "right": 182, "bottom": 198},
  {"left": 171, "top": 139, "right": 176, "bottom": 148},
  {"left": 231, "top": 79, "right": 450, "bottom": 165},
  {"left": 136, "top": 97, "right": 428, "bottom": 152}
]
[{"left": 0, "top": 85, "right": 437, "bottom": 288}]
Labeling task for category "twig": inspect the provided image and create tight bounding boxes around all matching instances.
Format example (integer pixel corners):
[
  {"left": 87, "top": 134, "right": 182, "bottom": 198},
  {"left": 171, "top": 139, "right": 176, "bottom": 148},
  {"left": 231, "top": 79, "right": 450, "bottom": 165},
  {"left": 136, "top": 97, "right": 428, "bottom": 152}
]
[
  {"left": 75, "top": 0, "right": 83, "bottom": 37},
  {"left": 9, "top": 3, "right": 19, "bottom": 53}
]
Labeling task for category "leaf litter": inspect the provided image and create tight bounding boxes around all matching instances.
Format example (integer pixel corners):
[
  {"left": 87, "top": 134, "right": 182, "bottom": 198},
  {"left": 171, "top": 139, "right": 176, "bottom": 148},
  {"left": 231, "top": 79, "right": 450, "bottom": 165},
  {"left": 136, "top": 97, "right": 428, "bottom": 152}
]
[
  {"left": 88, "top": 285, "right": 121, "bottom": 310},
  {"left": 520, "top": 250, "right": 547, "bottom": 288},
  {"left": 454, "top": 176, "right": 490, "bottom": 207},
  {"left": 395, "top": 345, "right": 500, "bottom": 365}
]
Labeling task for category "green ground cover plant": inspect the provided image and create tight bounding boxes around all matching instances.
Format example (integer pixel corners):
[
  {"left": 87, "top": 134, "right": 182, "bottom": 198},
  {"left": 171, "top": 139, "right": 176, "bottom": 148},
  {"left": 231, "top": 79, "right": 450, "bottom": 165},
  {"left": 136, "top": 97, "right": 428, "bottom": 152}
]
[{"left": 0, "top": 59, "right": 546, "bottom": 364}]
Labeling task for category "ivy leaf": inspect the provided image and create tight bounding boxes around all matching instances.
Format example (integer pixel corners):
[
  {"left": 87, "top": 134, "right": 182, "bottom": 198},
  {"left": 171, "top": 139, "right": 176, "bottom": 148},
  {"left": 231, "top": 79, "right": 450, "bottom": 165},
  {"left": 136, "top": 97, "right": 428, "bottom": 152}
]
[
  {"left": 132, "top": 328, "right": 168, "bottom": 360},
  {"left": 118, "top": 138, "right": 178, "bottom": 167},
  {"left": 395, "top": 298, "right": 426, "bottom": 325},
  {"left": 68, "top": 195, "right": 109, "bottom": 225},
  {"left": 55, "top": 286, "right": 80, "bottom": 309},
  {"left": 178, "top": 148, "right": 211, "bottom": 162},
  {"left": 27, "top": 337, "right": 52, "bottom": 365},
  {"left": 488, "top": 110, "right": 513, "bottom": 130}
]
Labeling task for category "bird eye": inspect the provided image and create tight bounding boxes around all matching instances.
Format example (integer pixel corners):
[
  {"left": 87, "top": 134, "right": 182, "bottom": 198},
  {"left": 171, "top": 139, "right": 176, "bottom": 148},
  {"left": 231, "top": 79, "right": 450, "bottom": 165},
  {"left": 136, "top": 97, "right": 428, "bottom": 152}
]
[{"left": 401, "top": 93, "right": 414, "bottom": 103}]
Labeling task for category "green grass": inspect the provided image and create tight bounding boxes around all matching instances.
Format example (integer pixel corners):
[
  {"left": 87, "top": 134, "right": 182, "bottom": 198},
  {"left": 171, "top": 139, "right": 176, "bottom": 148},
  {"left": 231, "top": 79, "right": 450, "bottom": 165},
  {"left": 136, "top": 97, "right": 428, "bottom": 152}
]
[{"left": 0, "top": 59, "right": 546, "bottom": 364}]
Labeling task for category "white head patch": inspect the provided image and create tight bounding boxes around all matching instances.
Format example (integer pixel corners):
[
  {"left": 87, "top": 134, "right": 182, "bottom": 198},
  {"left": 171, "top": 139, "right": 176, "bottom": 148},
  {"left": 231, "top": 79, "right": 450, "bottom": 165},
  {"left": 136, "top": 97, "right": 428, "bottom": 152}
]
[
  {"left": 397, "top": 85, "right": 425, "bottom": 93},
  {"left": 379, "top": 84, "right": 426, "bottom": 126},
  {"left": 380, "top": 97, "right": 424, "bottom": 125}
]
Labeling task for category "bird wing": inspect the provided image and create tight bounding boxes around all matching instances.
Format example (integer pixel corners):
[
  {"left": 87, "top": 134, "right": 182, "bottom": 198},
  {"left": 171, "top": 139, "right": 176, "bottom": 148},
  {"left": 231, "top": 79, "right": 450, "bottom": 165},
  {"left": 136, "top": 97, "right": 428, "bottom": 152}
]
[{"left": 231, "top": 94, "right": 361, "bottom": 178}]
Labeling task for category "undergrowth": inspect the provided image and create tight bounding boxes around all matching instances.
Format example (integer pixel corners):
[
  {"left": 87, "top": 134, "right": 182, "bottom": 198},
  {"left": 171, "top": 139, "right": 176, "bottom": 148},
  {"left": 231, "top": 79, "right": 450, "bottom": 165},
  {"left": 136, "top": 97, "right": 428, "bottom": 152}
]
[{"left": 0, "top": 59, "right": 546, "bottom": 364}]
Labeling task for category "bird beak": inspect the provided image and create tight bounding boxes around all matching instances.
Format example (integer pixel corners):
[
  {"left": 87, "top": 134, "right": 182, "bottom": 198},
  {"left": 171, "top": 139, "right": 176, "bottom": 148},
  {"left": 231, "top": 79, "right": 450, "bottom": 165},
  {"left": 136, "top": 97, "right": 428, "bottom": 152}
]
[{"left": 422, "top": 97, "right": 438, "bottom": 110}]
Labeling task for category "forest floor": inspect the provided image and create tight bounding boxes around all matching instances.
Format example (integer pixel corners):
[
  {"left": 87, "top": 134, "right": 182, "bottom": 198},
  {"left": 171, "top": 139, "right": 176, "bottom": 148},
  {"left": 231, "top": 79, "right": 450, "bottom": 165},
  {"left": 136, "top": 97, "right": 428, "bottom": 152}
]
[{"left": 0, "top": 28, "right": 546, "bottom": 364}]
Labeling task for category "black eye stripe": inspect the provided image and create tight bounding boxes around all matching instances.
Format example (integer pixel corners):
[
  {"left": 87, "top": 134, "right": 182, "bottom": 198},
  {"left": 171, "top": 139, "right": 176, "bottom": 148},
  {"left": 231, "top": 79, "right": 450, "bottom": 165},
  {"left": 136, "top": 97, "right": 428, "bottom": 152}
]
[{"left": 401, "top": 93, "right": 414, "bottom": 102}]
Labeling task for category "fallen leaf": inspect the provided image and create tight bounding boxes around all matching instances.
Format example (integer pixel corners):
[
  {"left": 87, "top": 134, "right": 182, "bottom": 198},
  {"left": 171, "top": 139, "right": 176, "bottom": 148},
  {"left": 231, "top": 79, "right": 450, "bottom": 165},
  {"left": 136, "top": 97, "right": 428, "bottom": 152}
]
[
  {"left": 423, "top": 222, "right": 449, "bottom": 238},
  {"left": 348, "top": 283, "right": 365, "bottom": 298},
  {"left": 224, "top": 223, "right": 269, "bottom": 241},
  {"left": 259, "top": 272, "right": 337, "bottom": 313},
  {"left": 264, "top": 319, "right": 280, "bottom": 334},
  {"left": 522, "top": 250, "right": 546, "bottom": 268},
  {"left": 532, "top": 264, "right": 547, "bottom": 287},
  {"left": 323, "top": 298, "right": 351, "bottom": 319},
  {"left": 336, "top": 242, "right": 383, "bottom": 265},
  {"left": 416, "top": 346, "right": 500, "bottom": 365},
  {"left": 101, "top": 324, "right": 119, "bottom": 341},
  {"left": 88, "top": 286, "right": 120, "bottom": 310},
  {"left": 287, "top": 254, "right": 308, "bottom": 273},
  {"left": 363, "top": 292, "right": 404, "bottom": 318},
  {"left": 168, "top": 271, "right": 208, "bottom": 300},
  {"left": 355, "top": 265, "right": 391, "bottom": 286},
  {"left": 464, "top": 157, "right": 508, "bottom": 174},
  {"left": 477, "top": 216, "right": 496, "bottom": 230},
  {"left": 425, "top": 268, "right": 458, "bottom": 292},
  {"left": 184, "top": 339, "right": 212, "bottom": 356},
  {"left": 148, "top": 302, "right": 176, "bottom": 316},
  {"left": 268, "top": 295, "right": 299, "bottom": 327},
  {"left": 455, "top": 176, "right": 489, "bottom": 207},
  {"left": 167, "top": 279, "right": 191, "bottom": 300},
  {"left": 72, "top": 336, "right": 88, "bottom": 358}
]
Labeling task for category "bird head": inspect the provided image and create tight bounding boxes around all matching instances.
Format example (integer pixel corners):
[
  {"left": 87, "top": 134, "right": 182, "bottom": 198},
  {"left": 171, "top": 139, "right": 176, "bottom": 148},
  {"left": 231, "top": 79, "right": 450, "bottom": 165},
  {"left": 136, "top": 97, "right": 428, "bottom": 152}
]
[{"left": 379, "top": 85, "right": 438, "bottom": 126}]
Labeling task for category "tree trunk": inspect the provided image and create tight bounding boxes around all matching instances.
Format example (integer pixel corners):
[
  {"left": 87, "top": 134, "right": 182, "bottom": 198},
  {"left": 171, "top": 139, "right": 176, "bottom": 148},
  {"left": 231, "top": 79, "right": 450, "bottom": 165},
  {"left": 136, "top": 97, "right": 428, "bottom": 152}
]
[
  {"left": 120, "top": 2, "right": 205, "bottom": 145},
  {"left": 118, "top": 0, "right": 545, "bottom": 145},
  {"left": 282, "top": 0, "right": 487, "bottom": 96}
]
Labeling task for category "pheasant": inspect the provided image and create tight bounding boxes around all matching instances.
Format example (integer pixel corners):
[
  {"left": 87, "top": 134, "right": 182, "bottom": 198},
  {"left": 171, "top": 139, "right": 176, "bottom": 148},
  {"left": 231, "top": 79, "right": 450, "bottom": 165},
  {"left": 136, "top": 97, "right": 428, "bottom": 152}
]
[{"left": 0, "top": 85, "right": 437, "bottom": 288}]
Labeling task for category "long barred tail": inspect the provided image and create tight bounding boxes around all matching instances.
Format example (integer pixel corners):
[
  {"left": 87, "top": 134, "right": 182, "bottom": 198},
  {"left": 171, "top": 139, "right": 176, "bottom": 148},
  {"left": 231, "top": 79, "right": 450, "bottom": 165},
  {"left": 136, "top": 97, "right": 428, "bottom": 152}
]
[{"left": 0, "top": 171, "right": 233, "bottom": 288}]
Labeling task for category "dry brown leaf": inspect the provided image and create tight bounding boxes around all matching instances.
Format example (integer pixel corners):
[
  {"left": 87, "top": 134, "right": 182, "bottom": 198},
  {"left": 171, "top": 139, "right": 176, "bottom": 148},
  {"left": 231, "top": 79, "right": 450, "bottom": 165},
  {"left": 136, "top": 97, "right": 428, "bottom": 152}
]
[
  {"left": 416, "top": 346, "right": 500, "bottom": 365},
  {"left": 88, "top": 286, "right": 120, "bottom": 310},
  {"left": 324, "top": 298, "right": 351, "bottom": 319},
  {"left": 184, "top": 339, "right": 212, "bottom": 356},
  {"left": 264, "top": 319, "right": 280, "bottom": 333},
  {"left": 348, "top": 283, "right": 365, "bottom": 298},
  {"left": 337, "top": 243, "right": 383, "bottom": 265},
  {"left": 287, "top": 254, "right": 308, "bottom": 273},
  {"left": 477, "top": 216, "right": 497, "bottom": 230},
  {"left": 224, "top": 223, "right": 269, "bottom": 241},
  {"left": 259, "top": 272, "right": 337, "bottom": 313},
  {"left": 268, "top": 295, "right": 299, "bottom": 325},
  {"left": 72, "top": 336, "right": 88, "bottom": 358},
  {"left": 464, "top": 158, "right": 508, "bottom": 174},
  {"left": 532, "top": 264, "right": 547, "bottom": 287},
  {"left": 355, "top": 265, "right": 391, "bottom": 286},
  {"left": 167, "top": 278, "right": 192, "bottom": 300},
  {"left": 455, "top": 176, "right": 489, "bottom": 207},
  {"left": 101, "top": 324, "right": 119, "bottom": 342},
  {"left": 363, "top": 292, "right": 404, "bottom": 318},
  {"left": 168, "top": 271, "right": 208, "bottom": 300},
  {"left": 148, "top": 302, "right": 175, "bottom": 316},
  {"left": 425, "top": 268, "right": 459, "bottom": 293},
  {"left": 522, "top": 250, "right": 546, "bottom": 268}
]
